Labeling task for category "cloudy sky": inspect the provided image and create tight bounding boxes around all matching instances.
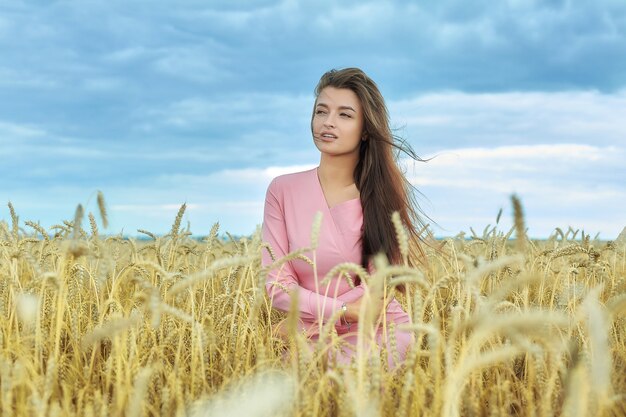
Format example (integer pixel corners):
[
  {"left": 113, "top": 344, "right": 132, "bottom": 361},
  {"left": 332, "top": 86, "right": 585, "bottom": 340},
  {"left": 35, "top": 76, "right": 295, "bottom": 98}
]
[{"left": 1, "top": 0, "right": 625, "bottom": 239}]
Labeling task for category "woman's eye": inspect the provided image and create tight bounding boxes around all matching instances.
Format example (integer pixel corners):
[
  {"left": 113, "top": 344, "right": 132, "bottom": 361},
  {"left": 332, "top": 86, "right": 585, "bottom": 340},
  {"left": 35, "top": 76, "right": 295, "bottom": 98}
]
[
  {"left": 340, "top": 113, "right": 352, "bottom": 118},
  {"left": 315, "top": 110, "right": 326, "bottom": 115}
]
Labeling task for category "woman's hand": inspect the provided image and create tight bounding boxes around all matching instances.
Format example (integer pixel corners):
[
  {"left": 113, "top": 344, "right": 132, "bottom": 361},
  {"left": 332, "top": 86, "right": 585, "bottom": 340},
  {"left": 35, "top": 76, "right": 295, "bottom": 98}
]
[
  {"left": 343, "top": 298, "right": 362, "bottom": 323},
  {"left": 343, "top": 292, "right": 394, "bottom": 323}
]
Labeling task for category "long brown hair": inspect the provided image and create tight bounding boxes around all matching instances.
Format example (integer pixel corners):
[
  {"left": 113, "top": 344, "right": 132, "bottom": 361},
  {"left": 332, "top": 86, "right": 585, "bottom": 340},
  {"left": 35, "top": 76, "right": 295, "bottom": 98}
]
[{"left": 313, "top": 68, "right": 430, "bottom": 269}]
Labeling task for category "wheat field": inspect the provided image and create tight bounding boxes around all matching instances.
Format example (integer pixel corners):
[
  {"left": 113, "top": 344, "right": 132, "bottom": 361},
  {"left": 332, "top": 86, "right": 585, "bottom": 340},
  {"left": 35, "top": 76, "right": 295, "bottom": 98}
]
[{"left": 0, "top": 198, "right": 624, "bottom": 417}]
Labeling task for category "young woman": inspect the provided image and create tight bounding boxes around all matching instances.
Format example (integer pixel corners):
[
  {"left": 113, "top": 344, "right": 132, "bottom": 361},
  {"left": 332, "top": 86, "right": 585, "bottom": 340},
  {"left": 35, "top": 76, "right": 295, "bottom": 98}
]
[{"left": 261, "top": 68, "right": 428, "bottom": 367}]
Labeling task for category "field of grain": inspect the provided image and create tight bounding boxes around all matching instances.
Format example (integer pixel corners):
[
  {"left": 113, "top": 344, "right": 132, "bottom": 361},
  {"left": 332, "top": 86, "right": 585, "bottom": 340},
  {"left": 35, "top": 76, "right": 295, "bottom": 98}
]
[{"left": 0, "top": 199, "right": 624, "bottom": 417}]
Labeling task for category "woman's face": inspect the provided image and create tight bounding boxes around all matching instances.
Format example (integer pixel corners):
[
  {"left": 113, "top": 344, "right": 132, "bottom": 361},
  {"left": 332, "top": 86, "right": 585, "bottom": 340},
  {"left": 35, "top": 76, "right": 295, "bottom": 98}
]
[{"left": 312, "top": 86, "right": 364, "bottom": 158}]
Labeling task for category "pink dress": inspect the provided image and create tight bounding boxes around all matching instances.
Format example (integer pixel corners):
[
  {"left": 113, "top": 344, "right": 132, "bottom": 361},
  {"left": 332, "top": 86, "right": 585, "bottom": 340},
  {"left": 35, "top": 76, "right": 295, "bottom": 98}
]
[{"left": 261, "top": 167, "right": 412, "bottom": 367}]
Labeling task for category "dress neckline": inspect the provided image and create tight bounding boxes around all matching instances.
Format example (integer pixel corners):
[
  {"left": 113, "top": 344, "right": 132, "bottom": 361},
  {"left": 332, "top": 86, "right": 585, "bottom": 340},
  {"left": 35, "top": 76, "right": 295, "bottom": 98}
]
[{"left": 314, "top": 167, "right": 360, "bottom": 210}]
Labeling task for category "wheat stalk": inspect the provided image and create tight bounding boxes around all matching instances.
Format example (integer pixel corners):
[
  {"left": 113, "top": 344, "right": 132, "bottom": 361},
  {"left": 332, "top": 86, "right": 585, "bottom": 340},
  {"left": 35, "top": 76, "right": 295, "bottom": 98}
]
[
  {"left": 392, "top": 211, "right": 409, "bottom": 265},
  {"left": 81, "top": 315, "right": 141, "bottom": 350},
  {"left": 511, "top": 194, "right": 526, "bottom": 252},
  {"left": 170, "top": 203, "right": 186, "bottom": 239},
  {"left": 71, "top": 204, "right": 84, "bottom": 240},
  {"left": 96, "top": 191, "right": 108, "bottom": 229},
  {"left": 310, "top": 211, "right": 323, "bottom": 250}
]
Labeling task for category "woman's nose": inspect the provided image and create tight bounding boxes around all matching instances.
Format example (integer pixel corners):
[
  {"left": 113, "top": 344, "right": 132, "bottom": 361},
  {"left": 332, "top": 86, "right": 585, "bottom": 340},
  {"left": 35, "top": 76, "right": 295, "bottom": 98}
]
[{"left": 323, "top": 113, "right": 336, "bottom": 128}]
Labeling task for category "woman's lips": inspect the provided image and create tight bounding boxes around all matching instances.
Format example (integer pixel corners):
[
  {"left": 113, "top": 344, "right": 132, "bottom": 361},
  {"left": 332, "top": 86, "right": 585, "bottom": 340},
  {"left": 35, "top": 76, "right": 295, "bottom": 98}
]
[{"left": 317, "top": 132, "right": 337, "bottom": 142}]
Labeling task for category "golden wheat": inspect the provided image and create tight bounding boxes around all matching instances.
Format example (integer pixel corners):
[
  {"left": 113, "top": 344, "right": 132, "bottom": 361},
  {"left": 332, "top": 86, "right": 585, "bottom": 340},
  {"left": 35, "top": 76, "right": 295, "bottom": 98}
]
[{"left": 0, "top": 200, "right": 624, "bottom": 416}]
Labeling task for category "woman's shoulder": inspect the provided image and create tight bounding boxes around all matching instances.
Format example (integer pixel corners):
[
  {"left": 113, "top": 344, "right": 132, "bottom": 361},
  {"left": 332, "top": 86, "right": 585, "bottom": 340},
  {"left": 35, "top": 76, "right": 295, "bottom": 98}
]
[{"left": 268, "top": 166, "right": 316, "bottom": 191}]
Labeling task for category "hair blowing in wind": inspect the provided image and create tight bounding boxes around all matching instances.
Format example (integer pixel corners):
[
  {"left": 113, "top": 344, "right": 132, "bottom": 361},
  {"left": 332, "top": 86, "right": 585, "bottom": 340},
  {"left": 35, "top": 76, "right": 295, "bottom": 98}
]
[{"left": 313, "top": 68, "right": 431, "bottom": 270}]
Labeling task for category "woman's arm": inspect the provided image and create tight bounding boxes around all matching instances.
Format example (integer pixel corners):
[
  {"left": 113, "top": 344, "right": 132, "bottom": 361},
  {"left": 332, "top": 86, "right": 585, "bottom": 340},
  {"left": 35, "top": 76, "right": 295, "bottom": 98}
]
[{"left": 262, "top": 178, "right": 361, "bottom": 322}]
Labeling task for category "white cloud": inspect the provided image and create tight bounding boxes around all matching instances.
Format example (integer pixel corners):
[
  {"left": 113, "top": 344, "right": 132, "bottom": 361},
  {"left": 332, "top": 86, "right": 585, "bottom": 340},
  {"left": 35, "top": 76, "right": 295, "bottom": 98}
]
[
  {"left": 401, "top": 142, "right": 625, "bottom": 238},
  {"left": 102, "top": 47, "right": 150, "bottom": 63},
  {"left": 99, "top": 155, "right": 622, "bottom": 237},
  {"left": 390, "top": 90, "right": 626, "bottom": 150},
  {"left": 0, "top": 121, "right": 109, "bottom": 158},
  {"left": 152, "top": 164, "right": 315, "bottom": 191},
  {"left": 314, "top": 3, "right": 395, "bottom": 34},
  {"left": 141, "top": 93, "right": 312, "bottom": 129},
  {"left": 0, "top": 68, "right": 58, "bottom": 88},
  {"left": 425, "top": 144, "right": 608, "bottom": 163},
  {"left": 178, "top": 9, "right": 254, "bottom": 29},
  {"left": 175, "top": 0, "right": 304, "bottom": 32},
  {"left": 112, "top": 203, "right": 199, "bottom": 212},
  {"left": 82, "top": 77, "right": 126, "bottom": 92},
  {"left": 4, "top": 149, "right": 623, "bottom": 238},
  {"left": 207, "top": 165, "right": 317, "bottom": 184},
  {"left": 405, "top": 143, "right": 624, "bottom": 193},
  {"left": 0, "top": 120, "right": 47, "bottom": 139},
  {"left": 152, "top": 45, "right": 233, "bottom": 84}
]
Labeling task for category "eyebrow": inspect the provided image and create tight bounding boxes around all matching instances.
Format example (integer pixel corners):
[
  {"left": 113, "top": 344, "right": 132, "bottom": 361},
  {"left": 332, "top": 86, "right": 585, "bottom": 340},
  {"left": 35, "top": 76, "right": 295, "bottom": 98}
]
[{"left": 315, "top": 103, "right": 357, "bottom": 112}]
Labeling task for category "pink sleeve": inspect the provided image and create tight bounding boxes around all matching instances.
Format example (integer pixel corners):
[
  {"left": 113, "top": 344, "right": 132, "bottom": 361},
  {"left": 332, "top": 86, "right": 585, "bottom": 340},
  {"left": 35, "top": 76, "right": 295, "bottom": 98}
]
[{"left": 261, "top": 178, "right": 360, "bottom": 322}]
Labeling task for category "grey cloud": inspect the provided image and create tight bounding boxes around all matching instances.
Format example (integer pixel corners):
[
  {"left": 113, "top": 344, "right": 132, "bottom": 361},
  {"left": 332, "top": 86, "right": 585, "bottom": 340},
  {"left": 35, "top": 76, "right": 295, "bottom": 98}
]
[{"left": 3, "top": 0, "right": 625, "bottom": 99}]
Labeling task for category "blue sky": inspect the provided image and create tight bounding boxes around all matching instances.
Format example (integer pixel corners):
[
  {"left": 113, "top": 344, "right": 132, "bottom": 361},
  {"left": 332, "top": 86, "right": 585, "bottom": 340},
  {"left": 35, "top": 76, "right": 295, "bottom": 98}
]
[{"left": 1, "top": 0, "right": 625, "bottom": 238}]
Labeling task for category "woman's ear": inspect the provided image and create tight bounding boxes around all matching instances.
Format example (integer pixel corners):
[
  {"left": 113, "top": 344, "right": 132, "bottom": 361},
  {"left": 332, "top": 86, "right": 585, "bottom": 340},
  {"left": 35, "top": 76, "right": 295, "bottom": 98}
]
[{"left": 362, "top": 132, "right": 368, "bottom": 141}]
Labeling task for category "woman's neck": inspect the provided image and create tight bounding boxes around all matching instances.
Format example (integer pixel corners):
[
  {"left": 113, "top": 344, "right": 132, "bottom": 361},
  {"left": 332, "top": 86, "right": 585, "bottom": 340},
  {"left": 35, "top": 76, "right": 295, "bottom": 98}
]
[{"left": 318, "top": 154, "right": 358, "bottom": 188}]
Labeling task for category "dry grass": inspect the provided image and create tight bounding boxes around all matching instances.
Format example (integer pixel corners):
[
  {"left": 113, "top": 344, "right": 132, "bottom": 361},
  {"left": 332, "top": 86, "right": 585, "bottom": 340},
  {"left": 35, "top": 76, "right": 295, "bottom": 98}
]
[{"left": 0, "top": 200, "right": 625, "bottom": 417}]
